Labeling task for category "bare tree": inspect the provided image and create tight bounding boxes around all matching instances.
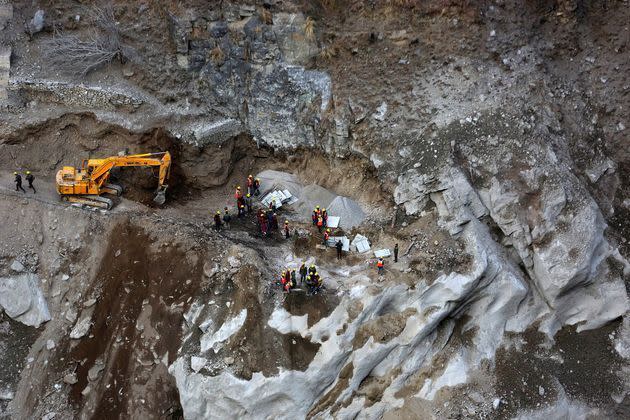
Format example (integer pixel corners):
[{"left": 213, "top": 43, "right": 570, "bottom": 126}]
[{"left": 43, "top": 4, "right": 136, "bottom": 76}]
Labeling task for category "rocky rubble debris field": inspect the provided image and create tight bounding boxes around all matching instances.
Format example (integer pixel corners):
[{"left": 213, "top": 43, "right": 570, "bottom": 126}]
[{"left": 0, "top": 0, "right": 629, "bottom": 419}]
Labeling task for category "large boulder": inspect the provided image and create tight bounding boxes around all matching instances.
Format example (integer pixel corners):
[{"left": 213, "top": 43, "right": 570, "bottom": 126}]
[{"left": 0, "top": 274, "right": 50, "bottom": 328}]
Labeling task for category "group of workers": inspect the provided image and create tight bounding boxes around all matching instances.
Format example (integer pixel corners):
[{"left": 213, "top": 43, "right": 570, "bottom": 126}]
[
  {"left": 14, "top": 171, "right": 36, "bottom": 193},
  {"left": 280, "top": 263, "right": 323, "bottom": 295},
  {"left": 311, "top": 205, "right": 329, "bottom": 232},
  {"left": 215, "top": 173, "right": 395, "bottom": 298},
  {"left": 212, "top": 175, "right": 292, "bottom": 240}
]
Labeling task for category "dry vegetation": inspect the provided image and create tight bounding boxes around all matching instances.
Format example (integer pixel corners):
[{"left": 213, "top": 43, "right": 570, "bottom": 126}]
[
  {"left": 304, "top": 16, "right": 315, "bottom": 40},
  {"left": 42, "top": 4, "right": 136, "bottom": 76}
]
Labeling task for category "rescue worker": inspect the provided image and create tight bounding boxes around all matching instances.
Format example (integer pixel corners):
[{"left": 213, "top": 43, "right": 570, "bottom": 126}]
[
  {"left": 269, "top": 199, "right": 277, "bottom": 213},
  {"left": 245, "top": 193, "right": 253, "bottom": 214},
  {"left": 238, "top": 204, "right": 246, "bottom": 218},
  {"left": 284, "top": 220, "right": 290, "bottom": 239},
  {"left": 14, "top": 172, "right": 25, "bottom": 193},
  {"left": 317, "top": 215, "right": 323, "bottom": 233},
  {"left": 305, "top": 274, "right": 315, "bottom": 295},
  {"left": 253, "top": 178, "right": 261, "bottom": 196},
  {"left": 266, "top": 210, "right": 273, "bottom": 227},
  {"left": 336, "top": 239, "right": 343, "bottom": 260},
  {"left": 260, "top": 213, "right": 269, "bottom": 236},
  {"left": 271, "top": 213, "right": 279, "bottom": 231},
  {"left": 312, "top": 209, "right": 318, "bottom": 225},
  {"left": 247, "top": 175, "right": 254, "bottom": 195},
  {"left": 309, "top": 271, "right": 322, "bottom": 295},
  {"left": 394, "top": 243, "right": 399, "bottom": 263},
  {"left": 323, "top": 228, "right": 330, "bottom": 245},
  {"left": 321, "top": 208, "right": 328, "bottom": 227},
  {"left": 223, "top": 207, "right": 232, "bottom": 229},
  {"left": 25, "top": 171, "right": 35, "bottom": 193},
  {"left": 290, "top": 269, "right": 297, "bottom": 289},
  {"left": 308, "top": 264, "right": 317, "bottom": 276},
  {"left": 377, "top": 258, "right": 384, "bottom": 276},
  {"left": 299, "top": 263, "right": 307, "bottom": 284},
  {"left": 235, "top": 186, "right": 244, "bottom": 208},
  {"left": 213, "top": 210, "right": 222, "bottom": 231},
  {"left": 281, "top": 271, "right": 291, "bottom": 293}
]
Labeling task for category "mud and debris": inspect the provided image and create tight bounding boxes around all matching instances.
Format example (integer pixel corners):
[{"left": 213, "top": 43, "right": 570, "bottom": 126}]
[{"left": 1, "top": 0, "right": 629, "bottom": 419}]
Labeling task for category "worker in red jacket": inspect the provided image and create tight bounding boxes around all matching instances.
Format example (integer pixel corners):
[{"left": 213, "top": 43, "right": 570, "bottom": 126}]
[{"left": 323, "top": 228, "right": 330, "bottom": 245}]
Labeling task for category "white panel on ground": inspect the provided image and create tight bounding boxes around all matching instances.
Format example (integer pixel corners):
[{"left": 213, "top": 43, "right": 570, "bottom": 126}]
[
  {"left": 326, "top": 216, "right": 340, "bottom": 228},
  {"left": 351, "top": 234, "right": 371, "bottom": 253},
  {"left": 327, "top": 236, "right": 350, "bottom": 251},
  {"left": 374, "top": 249, "right": 391, "bottom": 258}
]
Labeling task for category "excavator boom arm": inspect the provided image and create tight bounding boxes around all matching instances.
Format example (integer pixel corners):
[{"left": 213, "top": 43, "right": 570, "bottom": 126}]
[{"left": 87, "top": 152, "right": 171, "bottom": 188}]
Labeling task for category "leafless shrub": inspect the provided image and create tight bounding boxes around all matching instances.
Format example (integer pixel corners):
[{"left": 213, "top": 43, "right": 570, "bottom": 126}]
[
  {"left": 42, "top": 4, "right": 136, "bottom": 76},
  {"left": 304, "top": 17, "right": 315, "bottom": 40},
  {"left": 318, "top": 43, "right": 338, "bottom": 60},
  {"left": 260, "top": 8, "right": 273, "bottom": 25},
  {"left": 210, "top": 46, "right": 225, "bottom": 64}
]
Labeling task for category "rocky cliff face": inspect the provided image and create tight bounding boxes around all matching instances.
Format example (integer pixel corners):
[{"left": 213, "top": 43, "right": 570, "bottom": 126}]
[{"left": 0, "top": 1, "right": 628, "bottom": 419}]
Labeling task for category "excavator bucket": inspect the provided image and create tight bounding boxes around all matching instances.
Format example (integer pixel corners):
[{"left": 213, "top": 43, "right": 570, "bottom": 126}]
[{"left": 153, "top": 186, "right": 167, "bottom": 205}]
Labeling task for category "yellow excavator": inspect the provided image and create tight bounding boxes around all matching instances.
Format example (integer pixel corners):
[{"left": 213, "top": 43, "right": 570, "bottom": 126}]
[{"left": 55, "top": 152, "right": 171, "bottom": 210}]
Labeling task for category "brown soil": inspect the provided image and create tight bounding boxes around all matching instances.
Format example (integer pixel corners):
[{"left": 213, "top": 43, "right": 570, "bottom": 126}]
[
  {"left": 284, "top": 291, "right": 339, "bottom": 329},
  {"left": 494, "top": 320, "right": 624, "bottom": 417},
  {"left": 352, "top": 308, "right": 417, "bottom": 349},
  {"left": 0, "top": 317, "right": 40, "bottom": 414},
  {"left": 67, "top": 219, "right": 203, "bottom": 418}
]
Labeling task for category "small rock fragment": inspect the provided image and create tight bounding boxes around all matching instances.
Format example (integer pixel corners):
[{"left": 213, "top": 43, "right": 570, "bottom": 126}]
[
  {"left": 190, "top": 356, "right": 206, "bottom": 373},
  {"left": 83, "top": 298, "right": 97, "bottom": 308},
  {"left": 63, "top": 374, "right": 78, "bottom": 385},
  {"left": 70, "top": 315, "right": 92, "bottom": 339},
  {"left": 46, "top": 339, "right": 55, "bottom": 350},
  {"left": 10, "top": 260, "right": 25, "bottom": 273}
]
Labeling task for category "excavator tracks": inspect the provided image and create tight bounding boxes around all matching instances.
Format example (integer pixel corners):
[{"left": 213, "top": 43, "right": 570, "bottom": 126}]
[
  {"left": 61, "top": 195, "right": 114, "bottom": 210},
  {"left": 102, "top": 183, "right": 123, "bottom": 196}
]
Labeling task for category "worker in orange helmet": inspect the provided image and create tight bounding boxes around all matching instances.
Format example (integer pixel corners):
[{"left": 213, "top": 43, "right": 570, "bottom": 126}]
[
  {"left": 247, "top": 175, "right": 254, "bottom": 195},
  {"left": 284, "top": 220, "right": 290, "bottom": 238}
]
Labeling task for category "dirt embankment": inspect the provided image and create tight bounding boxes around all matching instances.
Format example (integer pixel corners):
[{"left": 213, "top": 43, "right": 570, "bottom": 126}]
[{"left": 60, "top": 219, "right": 204, "bottom": 418}]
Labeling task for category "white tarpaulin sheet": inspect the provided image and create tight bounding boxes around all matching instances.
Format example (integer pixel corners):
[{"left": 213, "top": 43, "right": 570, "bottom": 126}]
[
  {"left": 282, "top": 189, "right": 298, "bottom": 204},
  {"left": 327, "top": 236, "right": 350, "bottom": 252},
  {"left": 374, "top": 249, "right": 391, "bottom": 258},
  {"left": 351, "top": 234, "right": 370, "bottom": 253},
  {"left": 326, "top": 216, "right": 340, "bottom": 229},
  {"left": 261, "top": 192, "right": 282, "bottom": 209}
]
